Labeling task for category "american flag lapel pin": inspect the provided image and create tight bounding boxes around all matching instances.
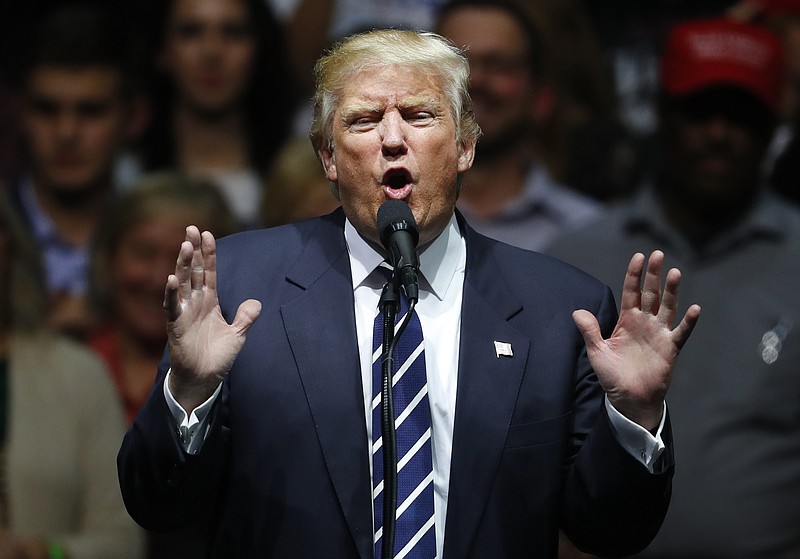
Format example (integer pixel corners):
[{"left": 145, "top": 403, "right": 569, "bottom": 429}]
[{"left": 494, "top": 340, "right": 513, "bottom": 358}]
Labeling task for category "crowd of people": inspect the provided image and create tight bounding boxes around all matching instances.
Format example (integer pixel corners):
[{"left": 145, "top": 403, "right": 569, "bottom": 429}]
[{"left": 0, "top": 0, "right": 798, "bottom": 557}]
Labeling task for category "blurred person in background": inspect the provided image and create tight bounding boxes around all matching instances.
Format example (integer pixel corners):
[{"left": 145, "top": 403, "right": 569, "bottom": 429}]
[
  {"left": 139, "top": 0, "right": 295, "bottom": 229},
  {"left": 435, "top": 0, "right": 604, "bottom": 252},
  {"left": 522, "top": 0, "right": 645, "bottom": 203},
  {"left": 0, "top": 187, "right": 144, "bottom": 559},
  {"left": 87, "top": 172, "right": 237, "bottom": 558},
  {"left": 260, "top": 136, "right": 340, "bottom": 226},
  {"left": 89, "top": 172, "right": 239, "bottom": 426},
  {"left": 269, "top": 0, "right": 448, "bottom": 132},
  {"left": 579, "top": 0, "right": 737, "bottom": 173},
  {"left": 549, "top": 18, "right": 800, "bottom": 558},
  {"left": 728, "top": 0, "right": 800, "bottom": 204},
  {"left": 9, "top": 2, "right": 147, "bottom": 339}
]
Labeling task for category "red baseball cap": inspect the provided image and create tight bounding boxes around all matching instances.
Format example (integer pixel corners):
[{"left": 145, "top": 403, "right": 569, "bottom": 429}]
[{"left": 660, "top": 17, "right": 784, "bottom": 111}]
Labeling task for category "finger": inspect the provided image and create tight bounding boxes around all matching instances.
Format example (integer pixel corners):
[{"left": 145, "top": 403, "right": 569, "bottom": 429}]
[
  {"left": 175, "top": 239, "right": 195, "bottom": 302},
  {"left": 189, "top": 227, "right": 205, "bottom": 292},
  {"left": 672, "top": 303, "right": 701, "bottom": 350},
  {"left": 231, "top": 299, "right": 263, "bottom": 336},
  {"left": 641, "top": 250, "right": 664, "bottom": 314},
  {"left": 658, "top": 267, "right": 682, "bottom": 326},
  {"left": 163, "top": 274, "right": 181, "bottom": 323},
  {"left": 201, "top": 230, "right": 217, "bottom": 292},
  {"left": 572, "top": 309, "right": 603, "bottom": 353},
  {"left": 175, "top": 226, "right": 201, "bottom": 296},
  {"left": 620, "top": 252, "right": 645, "bottom": 312}
]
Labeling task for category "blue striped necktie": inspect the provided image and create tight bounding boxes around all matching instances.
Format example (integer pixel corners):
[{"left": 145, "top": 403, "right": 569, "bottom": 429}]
[{"left": 372, "top": 267, "right": 436, "bottom": 558}]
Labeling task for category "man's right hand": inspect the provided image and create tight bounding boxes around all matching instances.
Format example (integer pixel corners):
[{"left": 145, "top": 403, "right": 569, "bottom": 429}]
[{"left": 163, "top": 226, "right": 262, "bottom": 413}]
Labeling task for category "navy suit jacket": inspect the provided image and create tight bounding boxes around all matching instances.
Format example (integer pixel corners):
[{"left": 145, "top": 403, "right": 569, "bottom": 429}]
[{"left": 119, "top": 209, "right": 673, "bottom": 558}]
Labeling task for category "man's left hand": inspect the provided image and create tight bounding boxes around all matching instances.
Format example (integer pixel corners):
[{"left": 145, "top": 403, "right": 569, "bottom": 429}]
[{"left": 572, "top": 250, "right": 701, "bottom": 431}]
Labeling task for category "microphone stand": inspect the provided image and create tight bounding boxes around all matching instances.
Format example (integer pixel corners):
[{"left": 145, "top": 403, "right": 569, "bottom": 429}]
[
  {"left": 377, "top": 273, "right": 414, "bottom": 559},
  {"left": 378, "top": 277, "right": 398, "bottom": 559}
]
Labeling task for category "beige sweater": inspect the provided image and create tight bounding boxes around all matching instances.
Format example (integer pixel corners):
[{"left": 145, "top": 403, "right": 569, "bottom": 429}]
[{"left": 5, "top": 332, "right": 144, "bottom": 558}]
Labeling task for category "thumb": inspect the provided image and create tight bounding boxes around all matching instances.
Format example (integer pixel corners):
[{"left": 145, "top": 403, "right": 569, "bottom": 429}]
[
  {"left": 231, "top": 299, "right": 262, "bottom": 336},
  {"left": 572, "top": 309, "right": 603, "bottom": 352}
]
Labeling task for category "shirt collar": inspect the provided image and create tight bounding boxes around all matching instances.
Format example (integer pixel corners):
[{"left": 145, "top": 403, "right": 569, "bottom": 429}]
[{"left": 345, "top": 213, "right": 465, "bottom": 301}]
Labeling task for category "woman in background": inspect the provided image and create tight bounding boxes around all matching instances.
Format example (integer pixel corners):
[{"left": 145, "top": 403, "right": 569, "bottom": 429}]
[
  {"left": 139, "top": 0, "right": 295, "bottom": 228},
  {"left": 0, "top": 188, "right": 143, "bottom": 559},
  {"left": 88, "top": 172, "right": 236, "bottom": 559},
  {"left": 89, "top": 171, "right": 238, "bottom": 425}
]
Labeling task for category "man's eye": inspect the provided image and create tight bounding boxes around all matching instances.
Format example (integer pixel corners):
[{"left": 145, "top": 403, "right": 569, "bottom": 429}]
[
  {"left": 350, "top": 116, "right": 377, "bottom": 129},
  {"left": 77, "top": 102, "right": 112, "bottom": 118},
  {"left": 221, "top": 23, "right": 253, "bottom": 41},
  {"left": 30, "top": 99, "right": 59, "bottom": 117},
  {"left": 174, "top": 22, "right": 202, "bottom": 40},
  {"left": 408, "top": 112, "right": 434, "bottom": 123}
]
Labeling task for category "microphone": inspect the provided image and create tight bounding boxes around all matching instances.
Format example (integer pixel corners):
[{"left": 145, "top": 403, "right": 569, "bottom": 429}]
[{"left": 377, "top": 200, "right": 420, "bottom": 303}]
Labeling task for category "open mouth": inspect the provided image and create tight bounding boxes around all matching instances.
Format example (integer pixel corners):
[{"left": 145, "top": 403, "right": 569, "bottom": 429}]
[
  {"left": 383, "top": 168, "right": 411, "bottom": 188},
  {"left": 382, "top": 168, "right": 413, "bottom": 199}
]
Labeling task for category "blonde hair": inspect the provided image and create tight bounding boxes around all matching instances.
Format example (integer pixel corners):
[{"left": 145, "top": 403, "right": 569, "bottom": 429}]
[{"left": 309, "top": 28, "right": 481, "bottom": 153}]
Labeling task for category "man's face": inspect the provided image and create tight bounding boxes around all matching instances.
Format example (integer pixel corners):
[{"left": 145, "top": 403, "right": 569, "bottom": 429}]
[
  {"left": 437, "top": 6, "right": 535, "bottom": 150},
  {"left": 319, "top": 64, "right": 475, "bottom": 247},
  {"left": 661, "top": 88, "right": 773, "bottom": 210},
  {"left": 160, "top": 0, "right": 257, "bottom": 115},
  {"left": 22, "top": 66, "right": 130, "bottom": 194}
]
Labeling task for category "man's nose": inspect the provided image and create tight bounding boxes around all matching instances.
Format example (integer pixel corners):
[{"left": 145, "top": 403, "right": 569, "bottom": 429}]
[
  {"left": 700, "top": 113, "right": 739, "bottom": 142},
  {"left": 200, "top": 31, "right": 224, "bottom": 59},
  {"left": 56, "top": 111, "right": 79, "bottom": 141},
  {"left": 379, "top": 112, "right": 406, "bottom": 155}
]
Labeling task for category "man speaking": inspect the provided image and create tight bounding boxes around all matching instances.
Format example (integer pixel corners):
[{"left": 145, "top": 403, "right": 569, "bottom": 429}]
[{"left": 118, "top": 29, "right": 700, "bottom": 558}]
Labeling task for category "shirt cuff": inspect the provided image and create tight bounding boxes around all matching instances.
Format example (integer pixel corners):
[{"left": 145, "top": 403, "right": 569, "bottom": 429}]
[
  {"left": 605, "top": 396, "right": 666, "bottom": 473},
  {"left": 163, "top": 369, "right": 222, "bottom": 454}
]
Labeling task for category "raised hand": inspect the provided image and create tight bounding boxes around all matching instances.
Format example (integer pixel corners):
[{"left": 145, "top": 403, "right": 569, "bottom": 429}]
[
  {"left": 163, "top": 226, "right": 262, "bottom": 413},
  {"left": 572, "top": 250, "right": 700, "bottom": 430}
]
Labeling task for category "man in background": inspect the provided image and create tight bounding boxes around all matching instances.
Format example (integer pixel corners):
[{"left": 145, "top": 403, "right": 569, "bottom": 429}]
[
  {"left": 10, "top": 3, "right": 146, "bottom": 338},
  {"left": 549, "top": 17, "right": 800, "bottom": 557},
  {"left": 435, "top": 0, "right": 603, "bottom": 252}
]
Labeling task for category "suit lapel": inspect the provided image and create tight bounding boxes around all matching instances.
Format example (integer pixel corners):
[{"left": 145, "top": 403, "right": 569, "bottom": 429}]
[
  {"left": 443, "top": 223, "right": 531, "bottom": 559},
  {"left": 280, "top": 212, "right": 373, "bottom": 559}
]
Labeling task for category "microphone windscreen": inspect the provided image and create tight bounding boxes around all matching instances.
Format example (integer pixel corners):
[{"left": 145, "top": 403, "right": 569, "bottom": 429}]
[{"left": 377, "top": 200, "right": 419, "bottom": 249}]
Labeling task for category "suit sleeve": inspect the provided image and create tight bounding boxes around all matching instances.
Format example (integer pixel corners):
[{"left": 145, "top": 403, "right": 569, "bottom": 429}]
[{"left": 117, "top": 354, "right": 230, "bottom": 533}]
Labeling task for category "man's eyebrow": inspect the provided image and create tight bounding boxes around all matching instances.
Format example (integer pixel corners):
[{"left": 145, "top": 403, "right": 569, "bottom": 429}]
[
  {"left": 399, "top": 95, "right": 443, "bottom": 111},
  {"left": 340, "top": 102, "right": 383, "bottom": 121},
  {"left": 339, "top": 93, "right": 444, "bottom": 114}
]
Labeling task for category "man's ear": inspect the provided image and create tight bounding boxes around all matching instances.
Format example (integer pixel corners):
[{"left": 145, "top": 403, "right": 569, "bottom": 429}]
[
  {"left": 318, "top": 146, "right": 338, "bottom": 182},
  {"left": 457, "top": 138, "right": 476, "bottom": 173}
]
